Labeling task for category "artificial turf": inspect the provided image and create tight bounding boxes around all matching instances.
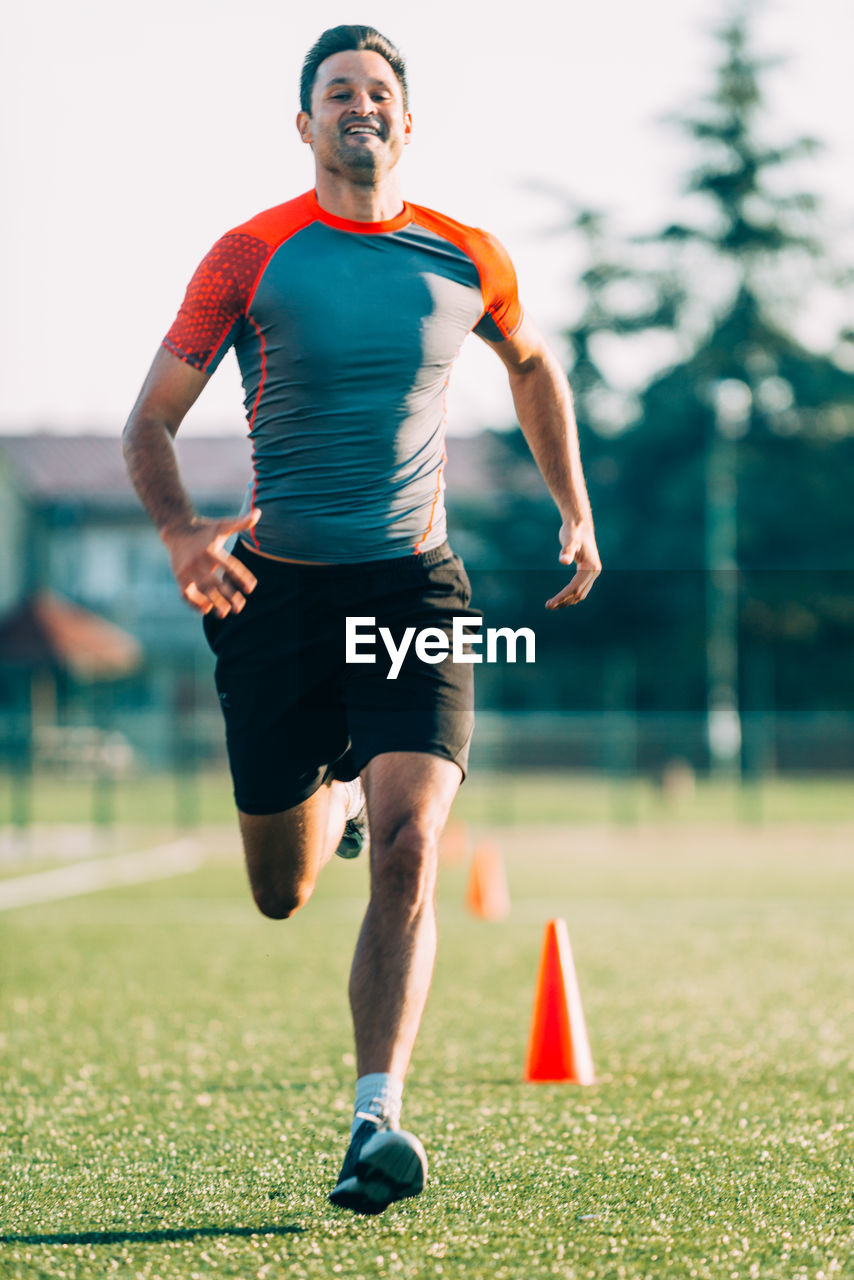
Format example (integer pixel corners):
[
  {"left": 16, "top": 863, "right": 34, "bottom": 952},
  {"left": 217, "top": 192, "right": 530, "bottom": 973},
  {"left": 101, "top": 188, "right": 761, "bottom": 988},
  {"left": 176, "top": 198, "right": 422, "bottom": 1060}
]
[{"left": 1, "top": 816, "right": 852, "bottom": 1279}]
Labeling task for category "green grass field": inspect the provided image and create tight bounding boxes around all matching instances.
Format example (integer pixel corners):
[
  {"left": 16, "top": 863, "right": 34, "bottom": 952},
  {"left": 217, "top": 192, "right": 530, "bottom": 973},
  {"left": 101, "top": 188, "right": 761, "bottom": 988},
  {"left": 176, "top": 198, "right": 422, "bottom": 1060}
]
[
  {"left": 3, "top": 768, "right": 854, "bottom": 831},
  {"left": 1, "top": 784, "right": 853, "bottom": 1279}
]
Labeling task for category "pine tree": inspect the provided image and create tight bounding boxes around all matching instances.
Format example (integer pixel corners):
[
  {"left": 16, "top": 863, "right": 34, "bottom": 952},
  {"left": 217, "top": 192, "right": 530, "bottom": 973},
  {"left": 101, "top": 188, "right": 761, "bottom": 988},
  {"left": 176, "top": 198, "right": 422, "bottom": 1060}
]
[
  {"left": 630, "top": 8, "right": 854, "bottom": 536},
  {"left": 607, "top": 8, "right": 854, "bottom": 730},
  {"left": 455, "top": 9, "right": 854, "bottom": 731}
]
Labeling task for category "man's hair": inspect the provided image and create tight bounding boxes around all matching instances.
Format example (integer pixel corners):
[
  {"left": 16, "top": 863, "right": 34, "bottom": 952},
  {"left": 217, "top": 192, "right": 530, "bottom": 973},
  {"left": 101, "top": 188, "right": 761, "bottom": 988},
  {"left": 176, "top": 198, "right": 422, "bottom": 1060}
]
[{"left": 300, "top": 25, "right": 409, "bottom": 114}]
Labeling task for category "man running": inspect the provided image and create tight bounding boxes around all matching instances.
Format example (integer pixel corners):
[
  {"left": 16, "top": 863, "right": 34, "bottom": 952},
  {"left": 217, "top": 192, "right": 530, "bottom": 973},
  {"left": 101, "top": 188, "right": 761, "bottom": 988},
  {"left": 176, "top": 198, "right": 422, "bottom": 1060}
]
[{"left": 123, "top": 24, "right": 600, "bottom": 1215}]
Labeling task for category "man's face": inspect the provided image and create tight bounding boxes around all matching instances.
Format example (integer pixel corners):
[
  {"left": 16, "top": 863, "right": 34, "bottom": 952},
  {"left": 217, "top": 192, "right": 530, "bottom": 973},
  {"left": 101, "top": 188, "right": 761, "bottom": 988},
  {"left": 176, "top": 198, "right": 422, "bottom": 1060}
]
[{"left": 297, "top": 49, "right": 412, "bottom": 186}]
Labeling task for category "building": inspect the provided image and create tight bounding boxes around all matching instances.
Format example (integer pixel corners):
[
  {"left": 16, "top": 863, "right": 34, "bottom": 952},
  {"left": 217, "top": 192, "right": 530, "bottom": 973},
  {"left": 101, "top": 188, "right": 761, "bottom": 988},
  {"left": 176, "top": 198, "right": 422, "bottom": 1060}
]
[
  {"left": 0, "top": 430, "right": 525, "bottom": 637},
  {"left": 0, "top": 432, "right": 262, "bottom": 770},
  {"left": 0, "top": 432, "right": 257, "bottom": 657}
]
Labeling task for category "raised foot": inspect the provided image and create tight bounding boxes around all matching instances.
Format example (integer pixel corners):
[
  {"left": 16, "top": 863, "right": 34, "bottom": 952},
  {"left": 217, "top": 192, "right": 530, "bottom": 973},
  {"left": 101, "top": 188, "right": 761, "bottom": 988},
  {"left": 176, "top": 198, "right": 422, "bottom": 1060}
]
[{"left": 329, "top": 1120, "right": 428, "bottom": 1215}]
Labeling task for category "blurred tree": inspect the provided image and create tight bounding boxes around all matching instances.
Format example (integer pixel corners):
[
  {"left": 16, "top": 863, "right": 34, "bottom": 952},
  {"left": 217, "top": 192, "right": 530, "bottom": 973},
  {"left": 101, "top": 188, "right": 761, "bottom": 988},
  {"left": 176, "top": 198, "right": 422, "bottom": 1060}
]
[
  {"left": 615, "top": 8, "right": 854, "bottom": 722},
  {"left": 620, "top": 8, "right": 854, "bottom": 563},
  {"left": 455, "top": 6, "right": 854, "bottom": 740}
]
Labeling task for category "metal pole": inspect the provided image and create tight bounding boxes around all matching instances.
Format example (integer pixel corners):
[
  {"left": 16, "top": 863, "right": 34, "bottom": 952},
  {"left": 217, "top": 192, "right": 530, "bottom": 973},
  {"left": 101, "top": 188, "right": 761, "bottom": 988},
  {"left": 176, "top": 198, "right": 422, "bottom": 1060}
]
[{"left": 705, "top": 381, "right": 748, "bottom": 780}]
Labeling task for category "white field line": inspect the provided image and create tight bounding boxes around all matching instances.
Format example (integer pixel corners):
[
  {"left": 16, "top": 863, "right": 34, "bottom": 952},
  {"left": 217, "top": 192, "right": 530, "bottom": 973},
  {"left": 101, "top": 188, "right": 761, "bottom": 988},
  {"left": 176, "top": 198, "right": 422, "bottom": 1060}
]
[{"left": 0, "top": 840, "right": 205, "bottom": 912}]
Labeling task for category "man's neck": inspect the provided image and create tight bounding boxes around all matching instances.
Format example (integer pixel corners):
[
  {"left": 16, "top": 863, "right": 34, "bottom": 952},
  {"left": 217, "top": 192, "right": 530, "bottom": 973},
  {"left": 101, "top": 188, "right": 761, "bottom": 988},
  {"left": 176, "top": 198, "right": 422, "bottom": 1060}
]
[{"left": 314, "top": 171, "right": 405, "bottom": 224}]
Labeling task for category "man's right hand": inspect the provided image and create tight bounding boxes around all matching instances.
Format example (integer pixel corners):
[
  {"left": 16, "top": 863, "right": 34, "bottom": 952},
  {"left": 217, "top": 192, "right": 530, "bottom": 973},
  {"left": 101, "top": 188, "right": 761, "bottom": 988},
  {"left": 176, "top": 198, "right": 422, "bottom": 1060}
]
[{"left": 161, "top": 509, "right": 261, "bottom": 617}]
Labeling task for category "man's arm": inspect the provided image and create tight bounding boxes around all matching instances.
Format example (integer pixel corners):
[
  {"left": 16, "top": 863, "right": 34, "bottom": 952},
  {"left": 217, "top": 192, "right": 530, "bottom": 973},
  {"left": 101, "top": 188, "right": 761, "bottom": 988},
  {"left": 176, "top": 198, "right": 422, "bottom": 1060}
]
[
  {"left": 122, "top": 346, "right": 259, "bottom": 617},
  {"left": 482, "top": 313, "right": 601, "bottom": 608}
]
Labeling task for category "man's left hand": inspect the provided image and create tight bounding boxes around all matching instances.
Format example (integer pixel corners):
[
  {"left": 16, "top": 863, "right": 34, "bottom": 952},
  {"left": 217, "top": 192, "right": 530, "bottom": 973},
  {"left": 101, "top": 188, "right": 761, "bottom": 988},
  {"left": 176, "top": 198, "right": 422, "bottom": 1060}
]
[{"left": 545, "top": 517, "right": 602, "bottom": 609}]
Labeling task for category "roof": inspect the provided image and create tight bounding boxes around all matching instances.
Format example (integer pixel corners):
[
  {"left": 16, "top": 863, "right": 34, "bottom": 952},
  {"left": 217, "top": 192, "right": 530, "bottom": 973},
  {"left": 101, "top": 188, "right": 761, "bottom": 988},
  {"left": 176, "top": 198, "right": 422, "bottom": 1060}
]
[
  {"left": 0, "top": 433, "right": 253, "bottom": 505},
  {"left": 0, "top": 429, "right": 538, "bottom": 507},
  {"left": 0, "top": 592, "right": 143, "bottom": 679}
]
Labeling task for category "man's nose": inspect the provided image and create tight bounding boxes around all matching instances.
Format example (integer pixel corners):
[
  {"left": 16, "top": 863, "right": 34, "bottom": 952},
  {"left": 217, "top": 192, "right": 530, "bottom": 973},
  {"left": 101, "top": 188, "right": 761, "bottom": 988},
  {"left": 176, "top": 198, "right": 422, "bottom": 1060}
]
[{"left": 348, "top": 90, "right": 376, "bottom": 114}]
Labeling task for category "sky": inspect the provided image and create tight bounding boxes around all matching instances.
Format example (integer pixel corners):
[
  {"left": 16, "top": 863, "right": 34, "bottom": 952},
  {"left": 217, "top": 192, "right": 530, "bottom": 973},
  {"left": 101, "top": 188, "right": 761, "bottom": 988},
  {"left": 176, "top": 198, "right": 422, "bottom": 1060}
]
[{"left": 1, "top": 0, "right": 852, "bottom": 436}]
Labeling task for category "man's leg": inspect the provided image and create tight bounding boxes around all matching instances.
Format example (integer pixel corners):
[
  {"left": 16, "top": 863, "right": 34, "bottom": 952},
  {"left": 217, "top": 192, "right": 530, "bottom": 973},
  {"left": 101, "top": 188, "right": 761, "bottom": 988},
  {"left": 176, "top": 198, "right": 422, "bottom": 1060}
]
[
  {"left": 350, "top": 751, "right": 461, "bottom": 1078},
  {"left": 329, "top": 750, "right": 461, "bottom": 1215},
  {"left": 238, "top": 773, "right": 356, "bottom": 919}
]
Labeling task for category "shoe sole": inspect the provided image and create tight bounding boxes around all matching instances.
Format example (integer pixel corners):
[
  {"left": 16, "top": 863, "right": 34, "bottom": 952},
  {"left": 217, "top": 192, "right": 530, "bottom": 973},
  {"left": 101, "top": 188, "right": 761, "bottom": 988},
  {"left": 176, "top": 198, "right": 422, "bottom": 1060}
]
[{"left": 329, "top": 1129, "right": 427, "bottom": 1215}]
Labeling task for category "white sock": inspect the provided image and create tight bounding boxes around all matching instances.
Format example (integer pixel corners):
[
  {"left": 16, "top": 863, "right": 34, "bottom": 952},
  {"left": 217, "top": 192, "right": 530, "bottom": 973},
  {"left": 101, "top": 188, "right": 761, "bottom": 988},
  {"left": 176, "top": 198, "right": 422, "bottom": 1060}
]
[
  {"left": 343, "top": 778, "right": 365, "bottom": 823},
  {"left": 352, "top": 1072, "right": 403, "bottom": 1136}
]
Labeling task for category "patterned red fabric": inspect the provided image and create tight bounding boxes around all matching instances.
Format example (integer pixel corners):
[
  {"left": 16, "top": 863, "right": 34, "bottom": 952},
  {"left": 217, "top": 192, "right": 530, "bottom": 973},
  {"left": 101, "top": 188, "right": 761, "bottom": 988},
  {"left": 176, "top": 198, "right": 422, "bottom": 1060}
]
[{"left": 163, "top": 233, "right": 271, "bottom": 372}]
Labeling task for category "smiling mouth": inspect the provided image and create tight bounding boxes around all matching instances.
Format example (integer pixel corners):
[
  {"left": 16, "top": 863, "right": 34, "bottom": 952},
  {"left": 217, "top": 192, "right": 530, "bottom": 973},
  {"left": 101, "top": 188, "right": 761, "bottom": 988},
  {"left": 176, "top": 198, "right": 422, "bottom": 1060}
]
[{"left": 343, "top": 122, "right": 383, "bottom": 138}]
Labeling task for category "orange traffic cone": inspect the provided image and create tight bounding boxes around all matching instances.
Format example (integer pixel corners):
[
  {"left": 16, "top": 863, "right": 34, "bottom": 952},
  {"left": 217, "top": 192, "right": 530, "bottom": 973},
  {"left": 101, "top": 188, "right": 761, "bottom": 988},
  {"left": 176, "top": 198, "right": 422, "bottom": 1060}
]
[
  {"left": 524, "top": 918, "right": 595, "bottom": 1083},
  {"left": 465, "top": 839, "right": 510, "bottom": 921}
]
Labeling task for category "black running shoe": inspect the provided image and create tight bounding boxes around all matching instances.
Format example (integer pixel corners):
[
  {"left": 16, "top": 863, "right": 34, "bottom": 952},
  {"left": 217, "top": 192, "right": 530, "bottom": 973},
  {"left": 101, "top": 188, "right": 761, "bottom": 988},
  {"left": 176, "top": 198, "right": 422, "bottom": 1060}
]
[
  {"left": 335, "top": 786, "right": 368, "bottom": 860},
  {"left": 328, "top": 1116, "right": 428, "bottom": 1215}
]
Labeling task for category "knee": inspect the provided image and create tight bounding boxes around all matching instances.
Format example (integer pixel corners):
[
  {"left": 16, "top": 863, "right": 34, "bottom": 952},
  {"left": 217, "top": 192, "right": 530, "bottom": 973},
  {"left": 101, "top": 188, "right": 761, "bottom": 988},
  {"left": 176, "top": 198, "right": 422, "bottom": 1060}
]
[
  {"left": 371, "top": 821, "right": 438, "bottom": 916},
  {"left": 250, "top": 879, "right": 311, "bottom": 920}
]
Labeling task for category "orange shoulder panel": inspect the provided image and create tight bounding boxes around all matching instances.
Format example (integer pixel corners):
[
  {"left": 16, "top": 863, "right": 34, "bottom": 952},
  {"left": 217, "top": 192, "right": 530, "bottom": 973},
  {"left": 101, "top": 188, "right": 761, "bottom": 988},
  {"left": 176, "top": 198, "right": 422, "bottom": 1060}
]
[
  {"left": 226, "top": 191, "right": 317, "bottom": 248},
  {"left": 408, "top": 203, "right": 523, "bottom": 340}
]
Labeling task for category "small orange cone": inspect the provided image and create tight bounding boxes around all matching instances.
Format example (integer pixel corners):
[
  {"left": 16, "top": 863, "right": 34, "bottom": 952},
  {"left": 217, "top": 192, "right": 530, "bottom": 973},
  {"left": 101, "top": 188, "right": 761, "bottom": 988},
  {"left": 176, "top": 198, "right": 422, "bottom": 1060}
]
[
  {"left": 524, "top": 918, "right": 595, "bottom": 1084},
  {"left": 465, "top": 839, "right": 510, "bottom": 921}
]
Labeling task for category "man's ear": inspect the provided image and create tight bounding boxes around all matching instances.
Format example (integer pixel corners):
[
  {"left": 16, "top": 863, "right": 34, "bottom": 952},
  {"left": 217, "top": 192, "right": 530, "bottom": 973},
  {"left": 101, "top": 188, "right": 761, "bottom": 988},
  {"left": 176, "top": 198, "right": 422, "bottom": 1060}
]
[
  {"left": 403, "top": 111, "right": 413, "bottom": 146},
  {"left": 296, "top": 111, "right": 313, "bottom": 145}
]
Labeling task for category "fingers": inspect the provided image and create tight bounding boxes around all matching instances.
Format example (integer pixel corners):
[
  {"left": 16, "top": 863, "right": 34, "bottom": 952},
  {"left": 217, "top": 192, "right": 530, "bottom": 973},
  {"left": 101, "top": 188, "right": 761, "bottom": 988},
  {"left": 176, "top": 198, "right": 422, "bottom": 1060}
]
[
  {"left": 184, "top": 581, "right": 248, "bottom": 618},
  {"left": 164, "top": 509, "right": 260, "bottom": 616},
  {"left": 185, "top": 574, "right": 249, "bottom": 617},
  {"left": 209, "top": 541, "right": 258, "bottom": 595},
  {"left": 546, "top": 554, "right": 601, "bottom": 609},
  {"left": 551, "top": 519, "right": 601, "bottom": 607},
  {"left": 183, "top": 581, "right": 213, "bottom": 614},
  {"left": 209, "top": 512, "right": 260, "bottom": 596},
  {"left": 179, "top": 511, "right": 260, "bottom": 616},
  {"left": 182, "top": 565, "right": 250, "bottom": 618},
  {"left": 216, "top": 507, "right": 261, "bottom": 538},
  {"left": 213, "top": 584, "right": 247, "bottom": 616},
  {"left": 545, "top": 567, "right": 598, "bottom": 610}
]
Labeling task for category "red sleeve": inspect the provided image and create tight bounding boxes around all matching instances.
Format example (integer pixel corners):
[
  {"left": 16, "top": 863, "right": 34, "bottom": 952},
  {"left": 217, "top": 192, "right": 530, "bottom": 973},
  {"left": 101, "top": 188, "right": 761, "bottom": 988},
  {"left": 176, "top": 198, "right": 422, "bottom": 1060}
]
[{"left": 162, "top": 233, "right": 271, "bottom": 373}]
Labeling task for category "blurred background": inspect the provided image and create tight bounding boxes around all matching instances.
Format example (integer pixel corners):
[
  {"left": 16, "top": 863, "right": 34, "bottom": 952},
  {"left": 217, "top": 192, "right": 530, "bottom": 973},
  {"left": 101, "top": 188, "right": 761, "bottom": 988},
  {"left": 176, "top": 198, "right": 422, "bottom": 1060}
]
[{"left": 1, "top": 0, "right": 853, "bottom": 830}]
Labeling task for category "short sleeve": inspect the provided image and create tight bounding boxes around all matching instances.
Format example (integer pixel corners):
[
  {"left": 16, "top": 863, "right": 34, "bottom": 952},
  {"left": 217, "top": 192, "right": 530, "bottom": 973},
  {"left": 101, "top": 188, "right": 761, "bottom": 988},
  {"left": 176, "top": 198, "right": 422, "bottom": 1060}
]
[
  {"left": 162, "top": 233, "right": 271, "bottom": 373},
  {"left": 471, "top": 231, "right": 523, "bottom": 343}
]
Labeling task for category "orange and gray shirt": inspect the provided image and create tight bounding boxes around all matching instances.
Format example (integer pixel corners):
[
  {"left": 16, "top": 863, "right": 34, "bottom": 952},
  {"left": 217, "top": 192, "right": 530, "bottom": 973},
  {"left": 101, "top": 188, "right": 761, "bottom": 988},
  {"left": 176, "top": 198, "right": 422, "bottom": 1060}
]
[{"left": 163, "top": 189, "right": 523, "bottom": 562}]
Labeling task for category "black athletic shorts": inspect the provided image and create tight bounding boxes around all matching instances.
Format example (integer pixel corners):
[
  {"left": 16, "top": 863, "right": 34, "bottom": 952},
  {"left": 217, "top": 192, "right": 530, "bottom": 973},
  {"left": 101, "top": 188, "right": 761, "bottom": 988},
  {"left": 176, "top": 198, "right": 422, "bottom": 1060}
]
[{"left": 203, "top": 539, "right": 478, "bottom": 815}]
